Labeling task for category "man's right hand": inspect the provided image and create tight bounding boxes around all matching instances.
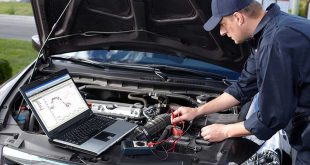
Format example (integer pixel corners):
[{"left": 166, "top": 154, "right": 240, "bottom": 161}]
[{"left": 172, "top": 106, "right": 199, "bottom": 123}]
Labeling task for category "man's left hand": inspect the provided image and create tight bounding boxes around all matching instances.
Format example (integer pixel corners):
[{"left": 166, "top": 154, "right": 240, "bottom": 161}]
[{"left": 200, "top": 124, "right": 228, "bottom": 142}]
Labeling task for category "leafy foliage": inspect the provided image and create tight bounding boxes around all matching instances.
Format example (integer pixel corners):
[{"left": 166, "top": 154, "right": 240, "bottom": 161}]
[{"left": 0, "top": 39, "right": 36, "bottom": 78}]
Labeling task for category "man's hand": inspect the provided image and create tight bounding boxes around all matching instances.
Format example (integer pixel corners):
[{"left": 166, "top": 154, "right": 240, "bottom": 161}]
[
  {"left": 172, "top": 106, "right": 199, "bottom": 123},
  {"left": 200, "top": 124, "right": 228, "bottom": 142},
  {"left": 171, "top": 93, "right": 240, "bottom": 124},
  {"left": 200, "top": 122, "right": 251, "bottom": 142}
]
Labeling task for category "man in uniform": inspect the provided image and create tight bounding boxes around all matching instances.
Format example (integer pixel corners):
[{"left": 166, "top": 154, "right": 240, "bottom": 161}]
[{"left": 172, "top": 0, "right": 310, "bottom": 164}]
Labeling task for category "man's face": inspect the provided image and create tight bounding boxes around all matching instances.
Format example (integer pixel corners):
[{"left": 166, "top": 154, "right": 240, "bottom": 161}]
[{"left": 219, "top": 14, "right": 248, "bottom": 44}]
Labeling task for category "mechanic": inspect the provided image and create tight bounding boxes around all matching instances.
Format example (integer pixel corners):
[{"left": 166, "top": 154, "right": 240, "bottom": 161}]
[{"left": 172, "top": 0, "right": 310, "bottom": 164}]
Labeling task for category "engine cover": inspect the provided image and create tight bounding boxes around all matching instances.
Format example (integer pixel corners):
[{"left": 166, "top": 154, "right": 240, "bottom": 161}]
[{"left": 88, "top": 99, "right": 143, "bottom": 118}]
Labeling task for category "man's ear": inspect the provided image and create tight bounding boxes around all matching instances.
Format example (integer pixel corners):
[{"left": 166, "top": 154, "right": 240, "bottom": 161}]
[{"left": 233, "top": 12, "right": 244, "bottom": 25}]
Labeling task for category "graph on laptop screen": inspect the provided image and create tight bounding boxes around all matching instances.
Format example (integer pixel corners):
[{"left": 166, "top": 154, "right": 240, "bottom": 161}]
[{"left": 25, "top": 74, "right": 89, "bottom": 131}]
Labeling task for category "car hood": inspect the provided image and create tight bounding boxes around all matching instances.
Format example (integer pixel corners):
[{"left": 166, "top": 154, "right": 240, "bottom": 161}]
[{"left": 31, "top": 0, "right": 249, "bottom": 71}]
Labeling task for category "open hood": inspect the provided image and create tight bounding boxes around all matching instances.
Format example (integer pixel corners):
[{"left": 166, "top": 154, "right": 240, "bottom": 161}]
[{"left": 31, "top": 0, "right": 250, "bottom": 71}]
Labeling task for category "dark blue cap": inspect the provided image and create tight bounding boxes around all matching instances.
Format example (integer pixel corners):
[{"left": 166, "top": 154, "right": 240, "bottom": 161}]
[{"left": 204, "top": 0, "right": 254, "bottom": 31}]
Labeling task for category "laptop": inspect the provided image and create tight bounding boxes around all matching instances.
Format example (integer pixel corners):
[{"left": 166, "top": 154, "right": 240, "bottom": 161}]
[{"left": 19, "top": 69, "right": 137, "bottom": 156}]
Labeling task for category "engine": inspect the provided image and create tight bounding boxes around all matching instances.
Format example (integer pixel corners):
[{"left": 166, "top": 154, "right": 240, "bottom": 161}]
[{"left": 12, "top": 80, "right": 244, "bottom": 164}]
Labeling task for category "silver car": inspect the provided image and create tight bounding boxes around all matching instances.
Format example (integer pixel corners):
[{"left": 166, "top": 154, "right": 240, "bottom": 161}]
[{"left": 0, "top": 0, "right": 291, "bottom": 164}]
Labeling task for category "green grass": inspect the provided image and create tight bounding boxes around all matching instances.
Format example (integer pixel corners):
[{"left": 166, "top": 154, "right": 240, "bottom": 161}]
[
  {"left": 0, "top": 38, "right": 37, "bottom": 76},
  {"left": 0, "top": 2, "right": 33, "bottom": 16}
]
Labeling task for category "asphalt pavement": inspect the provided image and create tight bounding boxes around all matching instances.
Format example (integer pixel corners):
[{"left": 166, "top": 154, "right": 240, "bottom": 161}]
[{"left": 0, "top": 14, "right": 37, "bottom": 41}]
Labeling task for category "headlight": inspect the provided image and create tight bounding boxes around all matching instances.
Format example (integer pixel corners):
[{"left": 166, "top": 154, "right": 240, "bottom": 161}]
[{"left": 2, "top": 146, "right": 72, "bottom": 165}]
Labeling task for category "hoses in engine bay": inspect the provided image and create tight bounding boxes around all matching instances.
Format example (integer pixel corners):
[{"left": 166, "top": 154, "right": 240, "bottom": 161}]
[
  {"left": 132, "top": 113, "right": 171, "bottom": 140},
  {"left": 128, "top": 93, "right": 148, "bottom": 108}
]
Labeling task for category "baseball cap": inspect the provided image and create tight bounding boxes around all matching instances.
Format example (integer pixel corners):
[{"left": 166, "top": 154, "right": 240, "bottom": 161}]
[{"left": 204, "top": 0, "right": 254, "bottom": 31}]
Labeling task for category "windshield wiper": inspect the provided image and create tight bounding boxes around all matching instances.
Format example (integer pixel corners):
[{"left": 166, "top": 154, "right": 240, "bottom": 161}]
[
  {"left": 105, "top": 63, "right": 226, "bottom": 81},
  {"left": 51, "top": 56, "right": 224, "bottom": 81},
  {"left": 153, "top": 69, "right": 168, "bottom": 81},
  {"left": 51, "top": 56, "right": 105, "bottom": 68},
  {"left": 51, "top": 56, "right": 168, "bottom": 81},
  {"left": 147, "top": 64, "right": 226, "bottom": 81}
]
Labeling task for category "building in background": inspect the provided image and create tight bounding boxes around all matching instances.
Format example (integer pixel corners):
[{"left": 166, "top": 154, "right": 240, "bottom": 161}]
[
  {"left": 257, "top": 0, "right": 290, "bottom": 12},
  {"left": 257, "top": 0, "right": 310, "bottom": 19}
]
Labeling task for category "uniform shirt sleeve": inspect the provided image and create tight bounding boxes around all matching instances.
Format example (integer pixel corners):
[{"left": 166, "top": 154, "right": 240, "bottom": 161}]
[
  {"left": 224, "top": 52, "right": 258, "bottom": 104},
  {"left": 244, "top": 27, "right": 306, "bottom": 140}
]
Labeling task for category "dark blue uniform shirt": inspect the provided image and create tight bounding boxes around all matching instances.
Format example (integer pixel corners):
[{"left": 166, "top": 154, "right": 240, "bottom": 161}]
[{"left": 224, "top": 4, "right": 310, "bottom": 163}]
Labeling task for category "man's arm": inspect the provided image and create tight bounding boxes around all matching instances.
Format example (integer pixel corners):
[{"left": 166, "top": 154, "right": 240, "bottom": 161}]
[
  {"left": 200, "top": 122, "right": 251, "bottom": 142},
  {"left": 196, "top": 92, "right": 240, "bottom": 116},
  {"left": 172, "top": 92, "right": 240, "bottom": 123}
]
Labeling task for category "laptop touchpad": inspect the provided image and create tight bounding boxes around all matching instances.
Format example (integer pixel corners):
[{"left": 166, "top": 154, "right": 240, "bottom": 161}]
[{"left": 94, "top": 131, "right": 116, "bottom": 142}]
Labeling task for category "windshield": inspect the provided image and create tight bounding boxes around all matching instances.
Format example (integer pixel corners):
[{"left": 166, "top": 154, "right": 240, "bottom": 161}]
[{"left": 53, "top": 50, "right": 239, "bottom": 79}]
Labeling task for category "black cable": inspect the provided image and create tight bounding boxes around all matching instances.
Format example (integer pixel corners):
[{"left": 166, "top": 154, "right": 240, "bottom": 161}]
[
  {"left": 149, "top": 121, "right": 193, "bottom": 160},
  {"left": 157, "top": 125, "right": 173, "bottom": 142},
  {"left": 149, "top": 143, "right": 169, "bottom": 161}
]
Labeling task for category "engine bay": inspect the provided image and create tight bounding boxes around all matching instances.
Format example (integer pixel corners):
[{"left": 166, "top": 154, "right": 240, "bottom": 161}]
[{"left": 9, "top": 71, "right": 258, "bottom": 164}]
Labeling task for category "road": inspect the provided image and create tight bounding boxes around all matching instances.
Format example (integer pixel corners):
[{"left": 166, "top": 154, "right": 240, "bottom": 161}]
[{"left": 0, "top": 14, "right": 36, "bottom": 41}]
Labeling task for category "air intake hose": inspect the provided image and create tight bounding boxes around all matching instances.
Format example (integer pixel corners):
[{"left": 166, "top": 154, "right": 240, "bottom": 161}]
[{"left": 133, "top": 113, "right": 171, "bottom": 140}]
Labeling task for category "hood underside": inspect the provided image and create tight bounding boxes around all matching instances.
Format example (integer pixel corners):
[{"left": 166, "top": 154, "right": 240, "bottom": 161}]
[{"left": 31, "top": 0, "right": 250, "bottom": 71}]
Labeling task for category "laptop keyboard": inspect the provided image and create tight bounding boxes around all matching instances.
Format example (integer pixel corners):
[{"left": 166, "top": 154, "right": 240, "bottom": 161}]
[{"left": 57, "top": 115, "right": 116, "bottom": 145}]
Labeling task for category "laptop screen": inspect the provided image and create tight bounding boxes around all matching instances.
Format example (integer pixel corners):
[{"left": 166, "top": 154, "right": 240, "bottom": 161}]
[{"left": 24, "top": 74, "right": 89, "bottom": 132}]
